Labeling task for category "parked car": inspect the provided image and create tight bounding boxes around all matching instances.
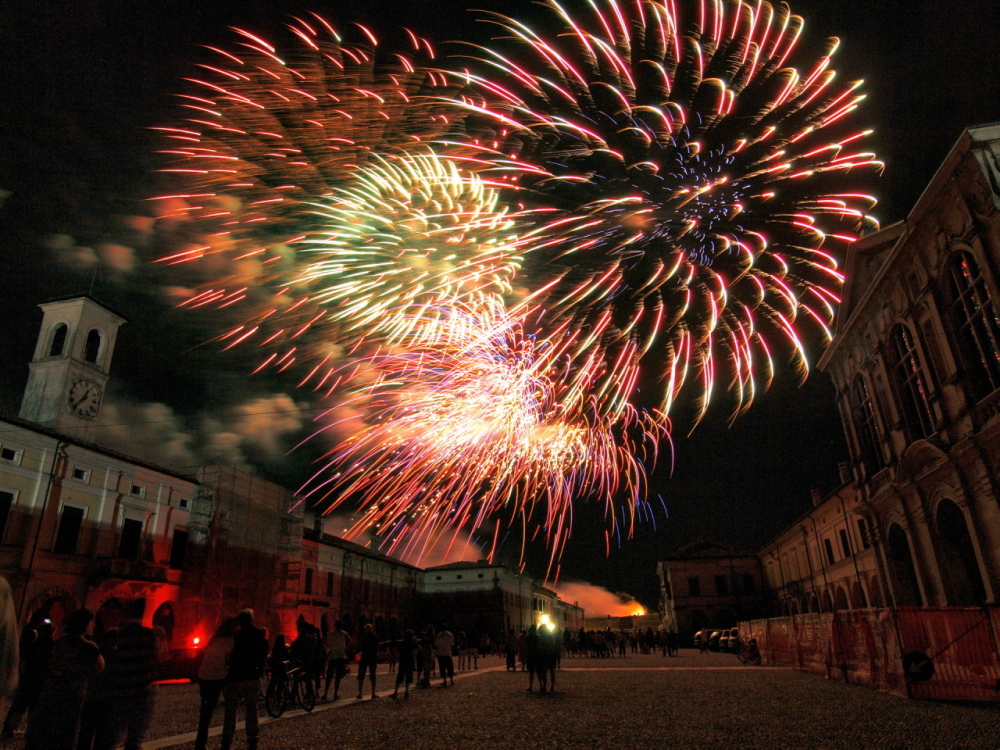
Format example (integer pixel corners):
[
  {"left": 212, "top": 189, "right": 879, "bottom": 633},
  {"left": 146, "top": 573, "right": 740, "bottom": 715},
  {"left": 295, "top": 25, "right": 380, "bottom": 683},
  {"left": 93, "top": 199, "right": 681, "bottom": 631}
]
[
  {"left": 720, "top": 628, "right": 740, "bottom": 652},
  {"left": 707, "top": 630, "right": 724, "bottom": 651}
]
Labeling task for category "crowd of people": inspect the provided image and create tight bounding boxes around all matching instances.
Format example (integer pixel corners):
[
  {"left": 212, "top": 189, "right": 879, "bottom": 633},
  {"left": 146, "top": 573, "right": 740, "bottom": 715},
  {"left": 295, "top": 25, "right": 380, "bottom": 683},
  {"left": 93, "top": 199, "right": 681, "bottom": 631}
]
[
  {"left": 2, "top": 597, "right": 163, "bottom": 750},
  {"left": 0, "top": 584, "right": 682, "bottom": 750}
]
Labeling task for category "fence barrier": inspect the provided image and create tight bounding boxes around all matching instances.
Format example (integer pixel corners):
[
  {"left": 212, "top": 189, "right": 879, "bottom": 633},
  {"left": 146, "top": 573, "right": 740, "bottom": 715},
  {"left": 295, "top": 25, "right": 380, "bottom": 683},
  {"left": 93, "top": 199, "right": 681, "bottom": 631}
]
[{"left": 739, "top": 607, "right": 1000, "bottom": 700}]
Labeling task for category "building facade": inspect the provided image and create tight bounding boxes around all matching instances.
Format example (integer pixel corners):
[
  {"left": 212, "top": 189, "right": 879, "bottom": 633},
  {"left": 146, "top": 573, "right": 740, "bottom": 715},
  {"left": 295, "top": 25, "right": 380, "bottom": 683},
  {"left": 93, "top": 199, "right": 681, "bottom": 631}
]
[
  {"left": 658, "top": 541, "right": 765, "bottom": 641},
  {"left": 1, "top": 296, "right": 585, "bottom": 649},
  {"left": 0, "top": 413, "right": 197, "bottom": 645},
  {"left": 817, "top": 123, "right": 1000, "bottom": 610},
  {"left": 418, "top": 561, "right": 584, "bottom": 636},
  {"left": 760, "top": 481, "right": 887, "bottom": 616}
]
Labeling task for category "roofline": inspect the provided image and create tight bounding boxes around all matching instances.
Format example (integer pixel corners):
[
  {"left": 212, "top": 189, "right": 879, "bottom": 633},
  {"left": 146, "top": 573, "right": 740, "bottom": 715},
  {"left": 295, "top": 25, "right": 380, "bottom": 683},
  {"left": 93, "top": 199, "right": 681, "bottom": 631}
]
[
  {"left": 819, "top": 125, "right": 981, "bottom": 371},
  {"left": 754, "top": 481, "right": 855, "bottom": 553},
  {"left": 41, "top": 294, "right": 129, "bottom": 324},
  {"left": 0, "top": 412, "right": 196, "bottom": 484},
  {"left": 307, "top": 529, "right": 422, "bottom": 571}
]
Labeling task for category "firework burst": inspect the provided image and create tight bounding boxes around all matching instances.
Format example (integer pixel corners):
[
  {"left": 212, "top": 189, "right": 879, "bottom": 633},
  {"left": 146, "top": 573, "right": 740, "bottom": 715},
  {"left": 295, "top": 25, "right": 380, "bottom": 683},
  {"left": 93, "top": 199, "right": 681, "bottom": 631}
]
[
  {"left": 453, "top": 0, "right": 881, "bottom": 424},
  {"left": 298, "top": 294, "right": 666, "bottom": 571}
]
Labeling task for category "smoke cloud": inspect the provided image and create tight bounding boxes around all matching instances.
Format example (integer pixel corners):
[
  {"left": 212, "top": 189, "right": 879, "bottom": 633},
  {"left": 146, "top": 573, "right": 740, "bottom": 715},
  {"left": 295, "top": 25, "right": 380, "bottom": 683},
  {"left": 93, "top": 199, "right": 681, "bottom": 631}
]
[
  {"left": 91, "top": 393, "right": 310, "bottom": 472},
  {"left": 554, "top": 581, "right": 646, "bottom": 618}
]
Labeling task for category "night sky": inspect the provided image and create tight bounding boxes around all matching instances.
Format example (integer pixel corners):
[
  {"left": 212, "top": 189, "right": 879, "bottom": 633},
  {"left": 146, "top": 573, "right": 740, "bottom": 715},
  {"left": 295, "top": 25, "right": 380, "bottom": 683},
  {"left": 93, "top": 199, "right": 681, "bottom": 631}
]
[{"left": 2, "top": 0, "right": 999, "bottom": 609}]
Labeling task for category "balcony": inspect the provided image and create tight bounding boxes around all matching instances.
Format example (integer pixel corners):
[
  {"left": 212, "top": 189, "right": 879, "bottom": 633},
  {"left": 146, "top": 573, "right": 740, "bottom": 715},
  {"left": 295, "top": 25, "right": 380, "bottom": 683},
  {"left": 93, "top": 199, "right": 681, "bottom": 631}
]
[{"left": 90, "top": 557, "right": 169, "bottom": 584}]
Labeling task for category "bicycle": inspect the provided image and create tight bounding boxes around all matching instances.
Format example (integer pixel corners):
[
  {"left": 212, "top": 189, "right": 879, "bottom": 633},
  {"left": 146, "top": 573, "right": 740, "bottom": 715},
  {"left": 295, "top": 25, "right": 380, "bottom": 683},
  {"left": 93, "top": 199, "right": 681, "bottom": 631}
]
[
  {"left": 265, "top": 660, "right": 316, "bottom": 717},
  {"left": 736, "top": 637, "right": 762, "bottom": 666}
]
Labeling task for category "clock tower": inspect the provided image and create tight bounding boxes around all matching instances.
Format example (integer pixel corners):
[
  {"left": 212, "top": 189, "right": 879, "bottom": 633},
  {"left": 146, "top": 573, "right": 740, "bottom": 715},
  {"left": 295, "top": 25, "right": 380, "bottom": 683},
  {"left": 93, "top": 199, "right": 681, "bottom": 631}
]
[{"left": 19, "top": 296, "right": 126, "bottom": 433}]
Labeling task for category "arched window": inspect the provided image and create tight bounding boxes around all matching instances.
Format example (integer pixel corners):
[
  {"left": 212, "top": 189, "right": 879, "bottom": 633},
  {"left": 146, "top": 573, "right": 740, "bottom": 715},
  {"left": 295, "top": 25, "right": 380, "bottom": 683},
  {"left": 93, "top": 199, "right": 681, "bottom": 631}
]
[
  {"left": 84, "top": 329, "right": 103, "bottom": 364},
  {"left": 946, "top": 251, "right": 1000, "bottom": 400},
  {"left": 936, "top": 499, "right": 986, "bottom": 605},
  {"left": 849, "top": 375, "right": 884, "bottom": 473},
  {"left": 888, "top": 325, "right": 935, "bottom": 439},
  {"left": 48, "top": 324, "right": 68, "bottom": 357}
]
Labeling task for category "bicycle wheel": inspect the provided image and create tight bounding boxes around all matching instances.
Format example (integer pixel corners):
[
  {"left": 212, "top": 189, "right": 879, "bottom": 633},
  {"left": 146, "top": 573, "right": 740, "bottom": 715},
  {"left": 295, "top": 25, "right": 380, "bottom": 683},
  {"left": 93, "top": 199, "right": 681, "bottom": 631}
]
[
  {"left": 749, "top": 650, "right": 762, "bottom": 666},
  {"left": 296, "top": 676, "right": 316, "bottom": 712},
  {"left": 265, "top": 678, "right": 288, "bottom": 718}
]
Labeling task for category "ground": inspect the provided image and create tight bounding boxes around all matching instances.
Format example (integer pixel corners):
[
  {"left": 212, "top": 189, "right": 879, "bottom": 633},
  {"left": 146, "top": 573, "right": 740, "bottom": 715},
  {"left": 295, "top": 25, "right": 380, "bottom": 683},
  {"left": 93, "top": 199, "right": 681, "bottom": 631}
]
[{"left": 4, "top": 650, "right": 999, "bottom": 748}]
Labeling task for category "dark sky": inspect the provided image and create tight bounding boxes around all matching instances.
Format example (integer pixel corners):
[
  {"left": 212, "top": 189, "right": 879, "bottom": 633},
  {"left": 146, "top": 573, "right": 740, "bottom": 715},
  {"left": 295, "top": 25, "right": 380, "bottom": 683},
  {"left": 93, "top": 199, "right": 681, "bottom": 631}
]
[{"left": 2, "top": 0, "right": 999, "bottom": 608}]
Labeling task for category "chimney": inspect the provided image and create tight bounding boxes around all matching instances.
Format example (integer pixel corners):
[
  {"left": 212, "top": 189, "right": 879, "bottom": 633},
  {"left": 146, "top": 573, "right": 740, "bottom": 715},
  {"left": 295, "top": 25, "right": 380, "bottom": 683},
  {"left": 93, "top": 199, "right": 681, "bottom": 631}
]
[
  {"left": 838, "top": 462, "right": 852, "bottom": 485},
  {"left": 810, "top": 488, "right": 823, "bottom": 507}
]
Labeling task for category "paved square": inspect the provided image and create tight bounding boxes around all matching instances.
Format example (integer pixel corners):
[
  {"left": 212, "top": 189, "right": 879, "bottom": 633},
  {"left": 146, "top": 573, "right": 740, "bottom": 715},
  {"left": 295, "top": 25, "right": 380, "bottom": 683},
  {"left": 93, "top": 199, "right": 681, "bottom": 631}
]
[{"left": 5, "top": 651, "right": 997, "bottom": 748}]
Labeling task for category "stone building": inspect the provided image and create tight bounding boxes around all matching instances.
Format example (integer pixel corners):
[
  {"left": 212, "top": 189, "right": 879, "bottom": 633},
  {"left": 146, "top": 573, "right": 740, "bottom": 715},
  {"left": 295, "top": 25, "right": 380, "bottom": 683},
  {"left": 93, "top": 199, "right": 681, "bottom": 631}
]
[
  {"left": 1, "top": 296, "right": 198, "bottom": 646},
  {"left": 760, "top": 480, "right": 887, "bottom": 616},
  {"left": 1, "top": 294, "right": 585, "bottom": 651},
  {"left": 294, "top": 510, "right": 420, "bottom": 639},
  {"left": 817, "top": 123, "right": 1000, "bottom": 608},
  {"left": 658, "top": 541, "right": 765, "bottom": 641},
  {"left": 418, "top": 560, "right": 584, "bottom": 637}
]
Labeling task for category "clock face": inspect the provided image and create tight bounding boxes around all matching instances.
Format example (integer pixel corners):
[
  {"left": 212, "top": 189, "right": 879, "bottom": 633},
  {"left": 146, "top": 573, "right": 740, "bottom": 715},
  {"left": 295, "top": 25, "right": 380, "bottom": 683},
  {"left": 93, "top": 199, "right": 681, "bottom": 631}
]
[{"left": 67, "top": 379, "right": 102, "bottom": 420}]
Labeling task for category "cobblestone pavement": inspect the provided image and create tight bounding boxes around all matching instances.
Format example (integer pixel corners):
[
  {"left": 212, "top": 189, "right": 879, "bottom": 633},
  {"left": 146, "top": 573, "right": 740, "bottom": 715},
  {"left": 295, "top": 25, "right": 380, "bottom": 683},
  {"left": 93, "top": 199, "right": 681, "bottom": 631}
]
[{"left": 4, "top": 651, "right": 998, "bottom": 748}]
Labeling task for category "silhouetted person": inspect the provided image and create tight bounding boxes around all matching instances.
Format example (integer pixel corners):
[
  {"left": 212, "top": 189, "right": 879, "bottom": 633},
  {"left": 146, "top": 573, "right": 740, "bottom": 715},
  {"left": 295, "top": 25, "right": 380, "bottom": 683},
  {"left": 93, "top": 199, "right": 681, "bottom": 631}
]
[
  {"left": 94, "top": 598, "right": 160, "bottom": 750},
  {"left": 77, "top": 627, "right": 118, "bottom": 750},
  {"left": 3, "top": 613, "right": 53, "bottom": 738},
  {"left": 24, "top": 608, "right": 103, "bottom": 750},
  {"left": 0, "top": 576, "right": 16, "bottom": 700},
  {"left": 505, "top": 628, "right": 517, "bottom": 671},
  {"left": 356, "top": 623, "right": 379, "bottom": 700},
  {"left": 194, "top": 617, "right": 237, "bottom": 750},
  {"left": 435, "top": 624, "right": 455, "bottom": 687},
  {"left": 221, "top": 609, "right": 268, "bottom": 750},
  {"left": 322, "top": 620, "right": 351, "bottom": 701},
  {"left": 526, "top": 624, "right": 540, "bottom": 693},
  {"left": 391, "top": 630, "right": 417, "bottom": 700}
]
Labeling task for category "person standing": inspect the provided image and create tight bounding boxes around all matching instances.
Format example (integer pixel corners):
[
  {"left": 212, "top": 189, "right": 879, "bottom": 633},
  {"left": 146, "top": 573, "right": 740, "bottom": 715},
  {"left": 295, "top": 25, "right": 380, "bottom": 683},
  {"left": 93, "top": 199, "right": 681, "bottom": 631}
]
[
  {"left": 194, "top": 617, "right": 237, "bottom": 750},
  {"left": 0, "top": 576, "right": 17, "bottom": 701},
  {"left": 2, "top": 613, "right": 53, "bottom": 739},
  {"left": 419, "top": 625, "right": 435, "bottom": 688},
  {"left": 221, "top": 609, "right": 268, "bottom": 750},
  {"left": 505, "top": 628, "right": 517, "bottom": 671},
  {"left": 76, "top": 627, "right": 118, "bottom": 750},
  {"left": 434, "top": 625, "right": 455, "bottom": 687},
  {"left": 94, "top": 598, "right": 161, "bottom": 750},
  {"left": 355, "top": 623, "right": 379, "bottom": 700},
  {"left": 391, "top": 629, "right": 417, "bottom": 700},
  {"left": 322, "top": 620, "right": 351, "bottom": 701},
  {"left": 23, "top": 608, "right": 103, "bottom": 750},
  {"left": 525, "top": 624, "right": 540, "bottom": 693}
]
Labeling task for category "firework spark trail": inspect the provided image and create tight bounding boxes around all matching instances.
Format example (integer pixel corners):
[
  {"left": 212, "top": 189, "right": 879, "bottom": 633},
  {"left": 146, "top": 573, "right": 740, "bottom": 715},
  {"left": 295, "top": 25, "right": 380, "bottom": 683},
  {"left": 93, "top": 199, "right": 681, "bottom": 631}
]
[
  {"left": 154, "top": 19, "right": 528, "bottom": 368},
  {"left": 450, "top": 0, "right": 881, "bottom": 426},
  {"left": 297, "top": 294, "right": 667, "bottom": 573},
  {"left": 154, "top": 1, "right": 882, "bottom": 567}
]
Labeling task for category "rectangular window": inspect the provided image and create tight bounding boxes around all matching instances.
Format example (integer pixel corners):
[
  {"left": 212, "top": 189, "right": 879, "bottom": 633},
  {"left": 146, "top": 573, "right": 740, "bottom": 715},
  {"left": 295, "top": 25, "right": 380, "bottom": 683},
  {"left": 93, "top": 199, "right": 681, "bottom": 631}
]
[
  {"left": 715, "top": 575, "right": 728, "bottom": 597},
  {"left": 326, "top": 572, "right": 334, "bottom": 597},
  {"left": 839, "top": 529, "right": 852, "bottom": 558},
  {"left": 824, "top": 538, "right": 836, "bottom": 566},
  {"left": 130, "top": 484, "right": 144, "bottom": 497},
  {"left": 857, "top": 519, "right": 871, "bottom": 550},
  {"left": 169, "top": 529, "right": 188, "bottom": 569},
  {"left": 304, "top": 567, "right": 313, "bottom": 595},
  {"left": 687, "top": 576, "right": 700, "bottom": 597},
  {"left": 0, "top": 490, "right": 12, "bottom": 542},
  {"left": 54, "top": 506, "right": 84, "bottom": 555},
  {"left": 118, "top": 518, "right": 143, "bottom": 560},
  {"left": 72, "top": 467, "right": 88, "bottom": 481},
  {"left": 0, "top": 447, "right": 18, "bottom": 462},
  {"left": 742, "top": 574, "right": 756, "bottom": 595}
]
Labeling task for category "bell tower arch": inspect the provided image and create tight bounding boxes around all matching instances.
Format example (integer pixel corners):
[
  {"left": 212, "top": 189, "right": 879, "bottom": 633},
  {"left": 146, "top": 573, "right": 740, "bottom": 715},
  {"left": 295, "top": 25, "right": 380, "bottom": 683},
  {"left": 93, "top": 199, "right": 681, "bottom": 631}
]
[{"left": 19, "top": 295, "right": 126, "bottom": 432}]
